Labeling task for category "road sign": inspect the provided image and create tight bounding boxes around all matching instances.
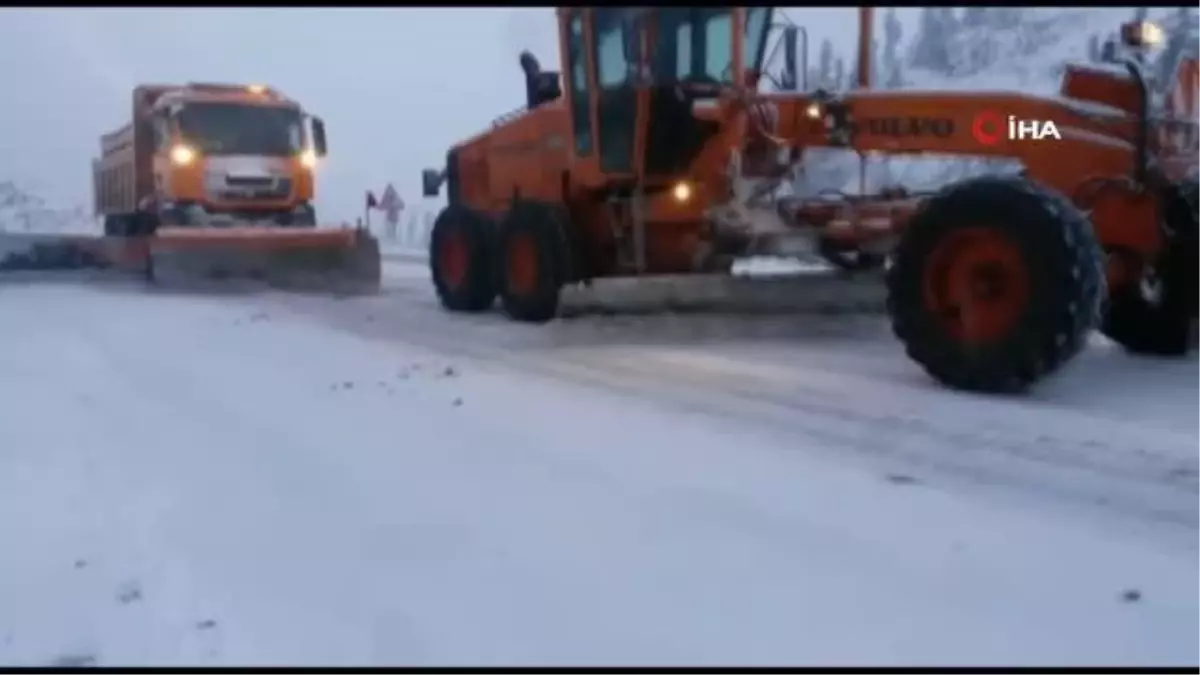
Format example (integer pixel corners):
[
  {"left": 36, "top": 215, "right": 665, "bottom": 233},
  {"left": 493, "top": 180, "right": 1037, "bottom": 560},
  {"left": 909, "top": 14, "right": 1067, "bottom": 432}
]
[
  {"left": 379, "top": 183, "right": 401, "bottom": 211},
  {"left": 377, "top": 183, "right": 404, "bottom": 240}
]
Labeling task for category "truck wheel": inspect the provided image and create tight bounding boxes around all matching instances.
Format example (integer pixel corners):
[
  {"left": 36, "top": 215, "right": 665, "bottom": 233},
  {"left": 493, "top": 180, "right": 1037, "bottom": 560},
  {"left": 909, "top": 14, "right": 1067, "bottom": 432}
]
[
  {"left": 1101, "top": 178, "right": 1198, "bottom": 355},
  {"left": 429, "top": 205, "right": 496, "bottom": 312},
  {"left": 497, "top": 201, "right": 569, "bottom": 323},
  {"left": 286, "top": 204, "right": 318, "bottom": 228},
  {"left": 131, "top": 212, "right": 159, "bottom": 237},
  {"left": 817, "top": 237, "right": 885, "bottom": 271},
  {"left": 886, "top": 176, "right": 1105, "bottom": 393},
  {"left": 103, "top": 215, "right": 126, "bottom": 237}
]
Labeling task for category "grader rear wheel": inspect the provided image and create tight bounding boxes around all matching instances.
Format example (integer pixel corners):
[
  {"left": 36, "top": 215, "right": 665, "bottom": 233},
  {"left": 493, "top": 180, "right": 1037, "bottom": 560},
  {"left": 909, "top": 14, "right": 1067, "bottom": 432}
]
[
  {"left": 496, "top": 201, "right": 571, "bottom": 324},
  {"left": 887, "top": 176, "right": 1105, "bottom": 393}
]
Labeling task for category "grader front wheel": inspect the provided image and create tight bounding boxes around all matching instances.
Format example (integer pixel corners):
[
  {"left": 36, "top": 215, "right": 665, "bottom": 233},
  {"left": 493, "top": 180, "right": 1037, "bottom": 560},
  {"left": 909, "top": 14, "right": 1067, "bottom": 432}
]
[
  {"left": 886, "top": 176, "right": 1105, "bottom": 393},
  {"left": 1100, "top": 178, "right": 1198, "bottom": 356},
  {"left": 429, "top": 205, "right": 497, "bottom": 312}
]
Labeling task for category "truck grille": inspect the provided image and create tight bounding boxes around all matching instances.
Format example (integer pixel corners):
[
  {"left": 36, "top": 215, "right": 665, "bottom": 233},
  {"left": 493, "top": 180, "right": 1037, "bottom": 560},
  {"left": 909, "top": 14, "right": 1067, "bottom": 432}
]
[
  {"left": 226, "top": 176, "right": 275, "bottom": 189},
  {"left": 208, "top": 177, "right": 293, "bottom": 201}
]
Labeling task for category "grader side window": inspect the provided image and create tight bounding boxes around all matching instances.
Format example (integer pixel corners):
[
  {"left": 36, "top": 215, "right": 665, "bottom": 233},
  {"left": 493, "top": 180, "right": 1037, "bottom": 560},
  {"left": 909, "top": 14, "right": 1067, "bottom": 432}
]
[
  {"left": 702, "top": 12, "right": 732, "bottom": 81},
  {"left": 565, "top": 12, "right": 593, "bottom": 156},
  {"left": 592, "top": 8, "right": 641, "bottom": 173},
  {"left": 595, "top": 18, "right": 632, "bottom": 88},
  {"left": 676, "top": 24, "right": 691, "bottom": 77},
  {"left": 658, "top": 8, "right": 773, "bottom": 85},
  {"left": 744, "top": 7, "right": 771, "bottom": 74}
]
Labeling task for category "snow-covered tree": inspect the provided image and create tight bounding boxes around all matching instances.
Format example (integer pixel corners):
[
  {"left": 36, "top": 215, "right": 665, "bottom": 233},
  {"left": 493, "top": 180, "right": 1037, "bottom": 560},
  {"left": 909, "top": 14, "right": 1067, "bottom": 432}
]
[
  {"left": 871, "top": 37, "right": 882, "bottom": 89},
  {"left": 1087, "top": 34, "right": 1102, "bottom": 62},
  {"left": 817, "top": 38, "right": 834, "bottom": 89},
  {"left": 909, "top": 7, "right": 956, "bottom": 74},
  {"left": 987, "top": 8, "right": 1023, "bottom": 31},
  {"left": 832, "top": 57, "right": 845, "bottom": 91},
  {"left": 935, "top": 8, "right": 960, "bottom": 37},
  {"left": 962, "top": 8, "right": 988, "bottom": 28},
  {"left": 881, "top": 8, "right": 903, "bottom": 88},
  {"left": 908, "top": 8, "right": 939, "bottom": 71}
]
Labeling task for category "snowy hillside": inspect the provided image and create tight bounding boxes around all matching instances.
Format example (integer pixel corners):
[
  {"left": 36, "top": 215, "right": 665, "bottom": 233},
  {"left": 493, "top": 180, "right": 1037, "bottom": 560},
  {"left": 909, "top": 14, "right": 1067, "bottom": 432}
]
[{"left": 0, "top": 181, "right": 94, "bottom": 235}]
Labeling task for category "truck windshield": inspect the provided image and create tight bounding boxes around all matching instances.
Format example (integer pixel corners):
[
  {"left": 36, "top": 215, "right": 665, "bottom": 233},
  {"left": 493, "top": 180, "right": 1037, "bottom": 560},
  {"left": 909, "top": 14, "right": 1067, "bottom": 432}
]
[{"left": 176, "top": 103, "right": 304, "bottom": 157}]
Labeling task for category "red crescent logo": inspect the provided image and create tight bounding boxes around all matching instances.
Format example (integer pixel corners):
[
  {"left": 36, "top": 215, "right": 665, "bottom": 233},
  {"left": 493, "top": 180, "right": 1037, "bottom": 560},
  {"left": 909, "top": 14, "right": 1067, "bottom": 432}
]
[{"left": 971, "top": 111, "right": 1005, "bottom": 146}]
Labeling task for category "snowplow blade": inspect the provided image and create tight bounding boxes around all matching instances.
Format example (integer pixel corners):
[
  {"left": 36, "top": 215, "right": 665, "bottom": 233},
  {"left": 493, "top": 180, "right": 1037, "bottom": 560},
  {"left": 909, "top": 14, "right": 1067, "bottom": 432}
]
[{"left": 147, "top": 226, "right": 381, "bottom": 294}]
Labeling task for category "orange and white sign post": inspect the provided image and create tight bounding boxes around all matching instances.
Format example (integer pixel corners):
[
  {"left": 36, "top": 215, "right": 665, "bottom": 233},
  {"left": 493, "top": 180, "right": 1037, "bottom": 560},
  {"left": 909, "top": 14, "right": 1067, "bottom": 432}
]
[{"left": 379, "top": 183, "right": 404, "bottom": 242}]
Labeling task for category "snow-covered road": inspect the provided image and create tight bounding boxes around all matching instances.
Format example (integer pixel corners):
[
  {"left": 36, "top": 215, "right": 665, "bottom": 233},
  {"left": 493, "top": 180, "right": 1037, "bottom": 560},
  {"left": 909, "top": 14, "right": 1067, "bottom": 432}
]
[{"left": 1, "top": 264, "right": 1196, "bottom": 666}]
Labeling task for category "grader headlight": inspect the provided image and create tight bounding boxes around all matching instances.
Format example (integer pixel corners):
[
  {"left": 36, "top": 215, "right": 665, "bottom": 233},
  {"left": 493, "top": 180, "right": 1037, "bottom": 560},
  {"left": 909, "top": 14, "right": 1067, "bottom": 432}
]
[
  {"left": 1121, "top": 20, "right": 1164, "bottom": 48},
  {"left": 672, "top": 181, "right": 693, "bottom": 203}
]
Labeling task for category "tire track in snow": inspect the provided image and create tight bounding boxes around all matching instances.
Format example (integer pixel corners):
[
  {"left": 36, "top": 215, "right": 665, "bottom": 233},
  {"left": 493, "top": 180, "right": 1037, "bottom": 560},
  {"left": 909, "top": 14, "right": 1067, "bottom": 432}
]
[{"left": 150, "top": 271, "right": 1200, "bottom": 540}]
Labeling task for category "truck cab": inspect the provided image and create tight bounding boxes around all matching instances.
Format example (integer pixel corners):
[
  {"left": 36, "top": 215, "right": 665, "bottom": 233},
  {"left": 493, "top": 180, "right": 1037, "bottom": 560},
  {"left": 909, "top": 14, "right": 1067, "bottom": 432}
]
[
  {"left": 146, "top": 83, "right": 328, "bottom": 227},
  {"left": 94, "top": 82, "right": 329, "bottom": 235}
]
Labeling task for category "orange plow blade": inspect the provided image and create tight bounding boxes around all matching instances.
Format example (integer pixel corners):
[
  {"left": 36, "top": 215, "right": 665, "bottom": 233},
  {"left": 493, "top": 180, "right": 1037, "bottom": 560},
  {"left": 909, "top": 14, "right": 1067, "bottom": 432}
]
[{"left": 146, "top": 226, "right": 381, "bottom": 294}]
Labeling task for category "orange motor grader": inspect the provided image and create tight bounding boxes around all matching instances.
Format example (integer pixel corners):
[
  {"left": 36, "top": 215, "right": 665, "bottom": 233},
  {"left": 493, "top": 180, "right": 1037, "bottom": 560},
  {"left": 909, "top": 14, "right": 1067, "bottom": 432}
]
[{"left": 422, "top": 7, "right": 1198, "bottom": 393}]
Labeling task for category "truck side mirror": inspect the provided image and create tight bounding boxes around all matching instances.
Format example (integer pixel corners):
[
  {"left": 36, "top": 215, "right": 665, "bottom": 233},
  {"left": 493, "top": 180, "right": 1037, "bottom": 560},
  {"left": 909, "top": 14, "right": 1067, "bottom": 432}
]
[
  {"left": 312, "top": 117, "right": 328, "bottom": 157},
  {"left": 422, "top": 168, "right": 444, "bottom": 198},
  {"left": 781, "top": 25, "right": 799, "bottom": 90}
]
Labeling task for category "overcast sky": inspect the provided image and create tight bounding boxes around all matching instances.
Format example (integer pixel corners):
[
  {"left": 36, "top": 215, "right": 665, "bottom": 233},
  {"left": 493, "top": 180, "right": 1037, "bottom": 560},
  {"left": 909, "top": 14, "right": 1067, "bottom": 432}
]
[{"left": 0, "top": 7, "right": 868, "bottom": 221}]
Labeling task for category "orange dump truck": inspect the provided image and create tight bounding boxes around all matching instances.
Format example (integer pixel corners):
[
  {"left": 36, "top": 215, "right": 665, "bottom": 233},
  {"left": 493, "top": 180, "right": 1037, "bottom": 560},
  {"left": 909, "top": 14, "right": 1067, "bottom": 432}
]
[
  {"left": 94, "top": 82, "right": 326, "bottom": 232},
  {"left": 78, "top": 82, "right": 379, "bottom": 290}
]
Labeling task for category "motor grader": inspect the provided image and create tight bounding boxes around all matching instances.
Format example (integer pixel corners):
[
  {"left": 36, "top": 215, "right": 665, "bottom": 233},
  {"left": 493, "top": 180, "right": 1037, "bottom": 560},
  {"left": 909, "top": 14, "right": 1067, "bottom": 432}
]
[{"left": 422, "top": 7, "right": 1198, "bottom": 393}]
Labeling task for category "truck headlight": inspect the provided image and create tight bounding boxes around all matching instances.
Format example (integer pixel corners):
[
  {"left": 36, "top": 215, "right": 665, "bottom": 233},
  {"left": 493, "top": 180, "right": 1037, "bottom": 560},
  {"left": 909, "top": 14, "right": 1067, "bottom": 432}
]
[
  {"left": 299, "top": 149, "right": 318, "bottom": 169},
  {"left": 672, "top": 181, "right": 693, "bottom": 203},
  {"left": 169, "top": 144, "right": 196, "bottom": 166}
]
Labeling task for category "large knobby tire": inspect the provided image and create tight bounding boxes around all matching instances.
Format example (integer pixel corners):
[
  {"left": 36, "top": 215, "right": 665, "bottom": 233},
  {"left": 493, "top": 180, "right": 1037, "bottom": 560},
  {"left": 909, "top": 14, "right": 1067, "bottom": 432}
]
[
  {"left": 429, "top": 205, "right": 496, "bottom": 312},
  {"left": 496, "top": 201, "right": 570, "bottom": 323},
  {"left": 887, "top": 176, "right": 1105, "bottom": 393},
  {"left": 1101, "top": 178, "right": 1198, "bottom": 356}
]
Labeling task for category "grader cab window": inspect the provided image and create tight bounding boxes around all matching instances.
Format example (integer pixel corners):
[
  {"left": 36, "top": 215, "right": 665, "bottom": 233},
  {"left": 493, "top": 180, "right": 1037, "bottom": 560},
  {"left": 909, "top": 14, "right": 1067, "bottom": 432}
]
[
  {"left": 586, "top": 7, "right": 773, "bottom": 175},
  {"left": 656, "top": 8, "right": 772, "bottom": 85},
  {"left": 595, "top": 11, "right": 635, "bottom": 87},
  {"left": 592, "top": 8, "right": 641, "bottom": 172},
  {"left": 565, "top": 12, "right": 593, "bottom": 156},
  {"left": 744, "top": 7, "right": 771, "bottom": 76}
]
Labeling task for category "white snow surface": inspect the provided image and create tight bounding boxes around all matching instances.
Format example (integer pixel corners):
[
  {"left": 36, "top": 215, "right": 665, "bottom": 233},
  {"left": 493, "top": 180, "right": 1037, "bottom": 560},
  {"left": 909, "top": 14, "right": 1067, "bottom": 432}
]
[{"left": 0, "top": 263, "right": 1196, "bottom": 667}]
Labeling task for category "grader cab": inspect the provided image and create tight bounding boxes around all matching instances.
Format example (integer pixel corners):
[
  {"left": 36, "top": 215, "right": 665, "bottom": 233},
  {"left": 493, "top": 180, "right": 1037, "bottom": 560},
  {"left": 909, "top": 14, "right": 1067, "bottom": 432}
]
[{"left": 423, "top": 7, "right": 1198, "bottom": 394}]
